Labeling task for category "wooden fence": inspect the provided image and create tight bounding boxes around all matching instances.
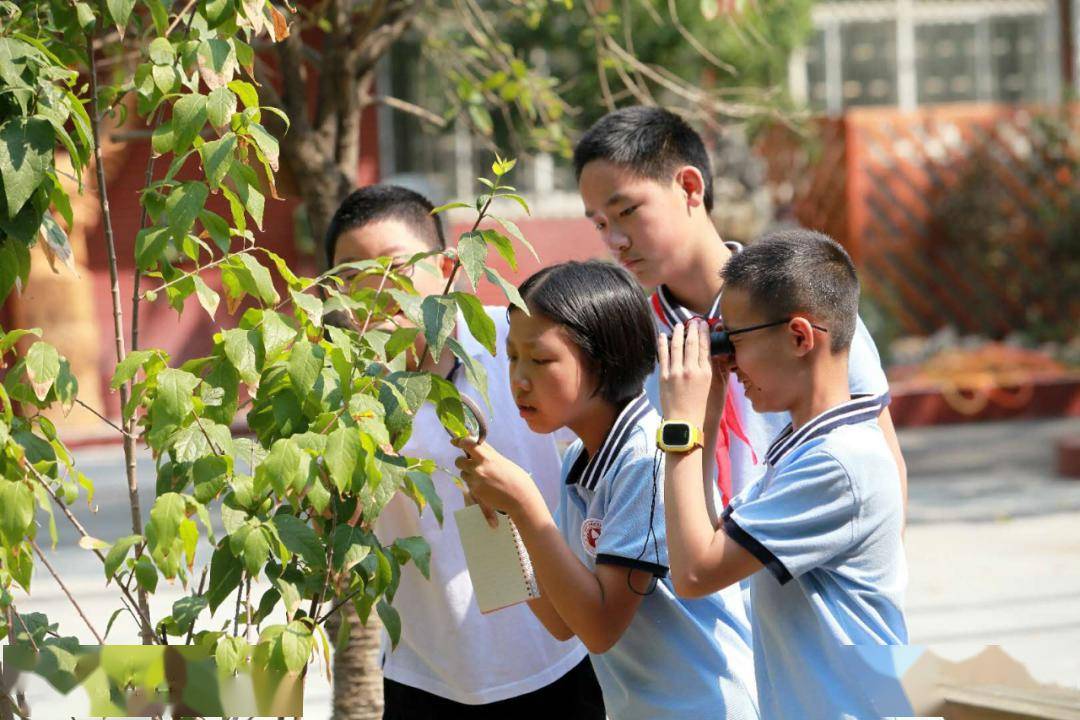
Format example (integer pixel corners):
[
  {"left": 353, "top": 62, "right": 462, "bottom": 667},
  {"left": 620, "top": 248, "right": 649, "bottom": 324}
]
[{"left": 760, "top": 104, "right": 1080, "bottom": 339}]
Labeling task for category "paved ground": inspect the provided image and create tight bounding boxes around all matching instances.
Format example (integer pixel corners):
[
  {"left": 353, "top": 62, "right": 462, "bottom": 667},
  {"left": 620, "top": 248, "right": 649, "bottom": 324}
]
[{"left": 9, "top": 416, "right": 1080, "bottom": 717}]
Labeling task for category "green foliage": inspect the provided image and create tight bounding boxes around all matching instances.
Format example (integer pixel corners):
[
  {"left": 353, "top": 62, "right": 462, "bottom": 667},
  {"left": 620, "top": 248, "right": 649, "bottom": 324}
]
[
  {"left": 0, "top": 0, "right": 543, "bottom": 686},
  {"left": 501, "top": 0, "right": 813, "bottom": 129}
]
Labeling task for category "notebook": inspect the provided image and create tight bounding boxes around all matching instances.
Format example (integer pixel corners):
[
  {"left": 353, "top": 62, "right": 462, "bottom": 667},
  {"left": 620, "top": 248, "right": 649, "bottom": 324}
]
[{"left": 454, "top": 504, "right": 541, "bottom": 614}]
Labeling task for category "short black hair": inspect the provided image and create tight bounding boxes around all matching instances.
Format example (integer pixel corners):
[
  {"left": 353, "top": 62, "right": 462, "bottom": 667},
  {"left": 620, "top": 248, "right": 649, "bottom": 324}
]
[
  {"left": 720, "top": 229, "right": 860, "bottom": 353},
  {"left": 514, "top": 260, "right": 657, "bottom": 406},
  {"left": 323, "top": 184, "right": 446, "bottom": 267},
  {"left": 573, "top": 106, "right": 714, "bottom": 213}
]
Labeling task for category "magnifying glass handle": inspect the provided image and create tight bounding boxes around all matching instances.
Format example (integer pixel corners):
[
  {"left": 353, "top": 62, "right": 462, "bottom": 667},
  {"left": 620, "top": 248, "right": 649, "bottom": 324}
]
[{"left": 458, "top": 393, "right": 488, "bottom": 445}]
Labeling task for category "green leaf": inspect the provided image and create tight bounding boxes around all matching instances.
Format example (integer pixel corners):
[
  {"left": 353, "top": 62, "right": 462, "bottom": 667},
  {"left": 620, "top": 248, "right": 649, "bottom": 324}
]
[
  {"left": 287, "top": 339, "right": 323, "bottom": 396},
  {"left": 484, "top": 266, "right": 528, "bottom": 312},
  {"left": 171, "top": 94, "right": 208, "bottom": 154},
  {"left": 392, "top": 536, "right": 431, "bottom": 579},
  {"left": 172, "top": 594, "right": 208, "bottom": 633},
  {"left": 193, "top": 275, "right": 220, "bottom": 319},
  {"left": 198, "top": 134, "right": 236, "bottom": 190},
  {"left": 105, "top": 0, "right": 136, "bottom": 35},
  {"left": 24, "top": 341, "right": 59, "bottom": 401},
  {"left": 134, "top": 554, "right": 158, "bottom": 593},
  {"left": 215, "top": 635, "right": 247, "bottom": 676},
  {"left": 227, "top": 79, "right": 259, "bottom": 110},
  {"left": 148, "top": 492, "right": 186, "bottom": 549},
  {"left": 145, "top": 0, "right": 168, "bottom": 34},
  {"left": 254, "top": 437, "right": 309, "bottom": 496},
  {"left": 78, "top": 535, "right": 110, "bottom": 551},
  {"left": 196, "top": 39, "right": 237, "bottom": 90},
  {"left": 0, "top": 480, "right": 35, "bottom": 546},
  {"left": 152, "top": 368, "right": 199, "bottom": 425},
  {"left": 447, "top": 337, "right": 489, "bottom": 411},
  {"left": 111, "top": 349, "right": 159, "bottom": 389},
  {"left": 246, "top": 122, "right": 279, "bottom": 171},
  {"left": 222, "top": 328, "right": 260, "bottom": 386},
  {"left": 206, "top": 544, "right": 242, "bottom": 612},
  {"left": 323, "top": 426, "right": 359, "bottom": 494},
  {"left": 452, "top": 293, "right": 496, "bottom": 355},
  {"left": 430, "top": 201, "right": 470, "bottom": 215},
  {"left": 456, "top": 232, "right": 487, "bottom": 290},
  {"left": 500, "top": 193, "right": 531, "bottom": 215},
  {"left": 376, "top": 600, "right": 401, "bottom": 649},
  {"left": 290, "top": 290, "right": 323, "bottom": 327},
  {"left": 179, "top": 517, "right": 199, "bottom": 570},
  {"left": 148, "top": 37, "right": 174, "bottom": 65},
  {"left": 0, "top": 327, "right": 41, "bottom": 357},
  {"left": 260, "top": 311, "right": 296, "bottom": 358},
  {"left": 0, "top": 117, "right": 54, "bottom": 218},
  {"left": 492, "top": 156, "right": 517, "bottom": 176},
  {"left": 166, "top": 181, "right": 209, "bottom": 239},
  {"left": 54, "top": 359, "right": 78, "bottom": 414},
  {"left": 76, "top": 2, "right": 97, "bottom": 29},
  {"left": 238, "top": 253, "right": 278, "bottom": 304},
  {"left": 134, "top": 226, "right": 169, "bottom": 270},
  {"left": 404, "top": 470, "right": 443, "bottom": 525},
  {"left": 199, "top": 210, "right": 231, "bottom": 252},
  {"left": 281, "top": 620, "right": 313, "bottom": 673},
  {"left": 242, "top": 525, "right": 270, "bottom": 577},
  {"left": 206, "top": 87, "right": 237, "bottom": 129},
  {"left": 104, "top": 534, "right": 143, "bottom": 579},
  {"left": 305, "top": 477, "right": 331, "bottom": 515},
  {"left": 331, "top": 525, "right": 372, "bottom": 573},
  {"left": 419, "top": 295, "right": 456, "bottom": 361},
  {"left": 271, "top": 514, "right": 324, "bottom": 567}
]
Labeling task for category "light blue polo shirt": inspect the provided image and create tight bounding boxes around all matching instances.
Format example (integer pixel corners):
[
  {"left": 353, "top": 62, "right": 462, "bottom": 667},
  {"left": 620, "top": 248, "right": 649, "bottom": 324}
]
[
  {"left": 722, "top": 395, "right": 910, "bottom": 720},
  {"left": 557, "top": 394, "right": 760, "bottom": 720}
]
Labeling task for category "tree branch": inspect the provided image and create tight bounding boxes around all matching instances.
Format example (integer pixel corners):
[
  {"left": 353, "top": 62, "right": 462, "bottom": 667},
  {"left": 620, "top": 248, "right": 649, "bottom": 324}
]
[
  {"left": 26, "top": 465, "right": 156, "bottom": 639},
  {"left": 30, "top": 541, "right": 104, "bottom": 644},
  {"left": 372, "top": 94, "right": 448, "bottom": 128},
  {"left": 84, "top": 22, "right": 155, "bottom": 645}
]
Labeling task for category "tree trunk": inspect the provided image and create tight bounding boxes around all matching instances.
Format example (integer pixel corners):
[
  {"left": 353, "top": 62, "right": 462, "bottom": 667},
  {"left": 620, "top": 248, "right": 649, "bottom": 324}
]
[{"left": 326, "top": 606, "right": 384, "bottom": 720}]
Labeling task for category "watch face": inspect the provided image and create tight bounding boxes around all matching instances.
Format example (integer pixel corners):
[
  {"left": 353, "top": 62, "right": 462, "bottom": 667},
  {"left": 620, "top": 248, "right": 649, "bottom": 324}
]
[{"left": 662, "top": 424, "right": 691, "bottom": 447}]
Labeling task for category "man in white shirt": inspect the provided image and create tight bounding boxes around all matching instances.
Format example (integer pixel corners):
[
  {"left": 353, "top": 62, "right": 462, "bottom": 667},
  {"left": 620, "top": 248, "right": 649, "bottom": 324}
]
[{"left": 324, "top": 185, "right": 602, "bottom": 718}]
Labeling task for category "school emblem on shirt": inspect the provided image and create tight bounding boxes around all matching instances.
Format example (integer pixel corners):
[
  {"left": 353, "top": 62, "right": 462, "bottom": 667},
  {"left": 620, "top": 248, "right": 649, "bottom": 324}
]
[{"left": 581, "top": 518, "right": 602, "bottom": 557}]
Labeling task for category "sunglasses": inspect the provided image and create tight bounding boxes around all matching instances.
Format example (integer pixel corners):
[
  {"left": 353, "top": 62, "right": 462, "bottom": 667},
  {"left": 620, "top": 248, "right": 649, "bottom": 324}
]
[{"left": 709, "top": 318, "right": 828, "bottom": 360}]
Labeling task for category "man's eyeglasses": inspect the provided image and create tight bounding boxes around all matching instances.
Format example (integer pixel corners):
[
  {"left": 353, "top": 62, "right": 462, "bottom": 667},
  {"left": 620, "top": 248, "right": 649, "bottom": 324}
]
[{"left": 709, "top": 318, "right": 828, "bottom": 360}]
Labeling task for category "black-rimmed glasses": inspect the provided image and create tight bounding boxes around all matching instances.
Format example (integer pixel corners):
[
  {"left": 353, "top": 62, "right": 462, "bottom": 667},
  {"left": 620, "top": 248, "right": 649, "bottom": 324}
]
[{"left": 709, "top": 318, "right": 828, "bottom": 360}]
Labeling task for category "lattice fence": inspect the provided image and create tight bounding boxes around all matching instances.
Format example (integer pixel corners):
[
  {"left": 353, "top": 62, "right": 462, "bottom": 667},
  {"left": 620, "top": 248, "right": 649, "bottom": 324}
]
[{"left": 760, "top": 104, "right": 1080, "bottom": 340}]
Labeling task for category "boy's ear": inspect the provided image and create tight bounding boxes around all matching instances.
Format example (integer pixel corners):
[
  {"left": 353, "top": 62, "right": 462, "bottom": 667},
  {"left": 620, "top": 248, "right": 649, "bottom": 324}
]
[
  {"left": 788, "top": 317, "right": 817, "bottom": 357},
  {"left": 673, "top": 166, "right": 707, "bottom": 209}
]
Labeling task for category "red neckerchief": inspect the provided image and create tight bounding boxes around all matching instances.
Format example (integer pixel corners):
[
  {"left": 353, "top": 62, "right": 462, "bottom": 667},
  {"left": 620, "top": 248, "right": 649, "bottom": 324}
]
[{"left": 652, "top": 286, "right": 757, "bottom": 507}]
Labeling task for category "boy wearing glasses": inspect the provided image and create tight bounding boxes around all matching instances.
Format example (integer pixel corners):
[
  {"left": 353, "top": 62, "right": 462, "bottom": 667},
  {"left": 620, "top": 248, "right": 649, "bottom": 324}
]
[{"left": 657, "top": 230, "right": 910, "bottom": 719}]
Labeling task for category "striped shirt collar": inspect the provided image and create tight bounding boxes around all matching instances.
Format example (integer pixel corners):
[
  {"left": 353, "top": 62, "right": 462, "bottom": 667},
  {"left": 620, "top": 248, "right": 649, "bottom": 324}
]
[
  {"left": 565, "top": 393, "right": 652, "bottom": 491},
  {"left": 652, "top": 241, "right": 743, "bottom": 329},
  {"left": 765, "top": 392, "right": 891, "bottom": 467}
]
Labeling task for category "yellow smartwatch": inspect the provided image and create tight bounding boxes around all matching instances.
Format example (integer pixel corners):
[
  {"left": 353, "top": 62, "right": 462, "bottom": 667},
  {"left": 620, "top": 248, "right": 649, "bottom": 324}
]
[{"left": 656, "top": 420, "right": 704, "bottom": 453}]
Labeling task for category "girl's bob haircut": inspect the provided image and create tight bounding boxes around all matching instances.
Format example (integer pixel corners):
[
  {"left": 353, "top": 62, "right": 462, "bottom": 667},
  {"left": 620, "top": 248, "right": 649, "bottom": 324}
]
[{"left": 514, "top": 260, "right": 657, "bottom": 406}]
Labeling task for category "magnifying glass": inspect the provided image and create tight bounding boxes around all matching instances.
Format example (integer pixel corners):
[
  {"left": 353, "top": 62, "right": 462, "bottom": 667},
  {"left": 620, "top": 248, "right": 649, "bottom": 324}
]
[{"left": 458, "top": 394, "right": 488, "bottom": 445}]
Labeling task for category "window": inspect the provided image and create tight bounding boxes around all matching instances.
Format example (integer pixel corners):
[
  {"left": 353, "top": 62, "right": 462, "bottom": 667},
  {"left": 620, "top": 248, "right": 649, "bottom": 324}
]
[
  {"left": 799, "top": 1, "right": 1058, "bottom": 112},
  {"left": 990, "top": 15, "right": 1043, "bottom": 102},
  {"left": 916, "top": 22, "right": 978, "bottom": 103},
  {"left": 841, "top": 20, "right": 899, "bottom": 106}
]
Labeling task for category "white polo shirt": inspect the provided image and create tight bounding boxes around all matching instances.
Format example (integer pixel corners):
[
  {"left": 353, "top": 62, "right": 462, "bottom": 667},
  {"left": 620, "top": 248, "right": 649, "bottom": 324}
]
[
  {"left": 558, "top": 394, "right": 759, "bottom": 720},
  {"left": 375, "top": 307, "right": 587, "bottom": 704}
]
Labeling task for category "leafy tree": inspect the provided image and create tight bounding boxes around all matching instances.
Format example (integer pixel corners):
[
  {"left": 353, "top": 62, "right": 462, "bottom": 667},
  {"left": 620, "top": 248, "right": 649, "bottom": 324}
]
[{"left": 0, "top": 0, "right": 535, "bottom": 716}]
